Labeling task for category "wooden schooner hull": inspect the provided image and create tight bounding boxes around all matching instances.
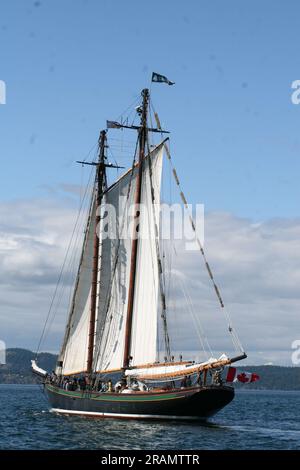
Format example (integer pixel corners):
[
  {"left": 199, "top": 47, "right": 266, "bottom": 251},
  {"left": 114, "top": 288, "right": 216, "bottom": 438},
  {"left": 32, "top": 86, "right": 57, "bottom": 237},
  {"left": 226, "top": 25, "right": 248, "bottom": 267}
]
[
  {"left": 33, "top": 89, "right": 247, "bottom": 426},
  {"left": 45, "top": 383, "right": 234, "bottom": 421}
]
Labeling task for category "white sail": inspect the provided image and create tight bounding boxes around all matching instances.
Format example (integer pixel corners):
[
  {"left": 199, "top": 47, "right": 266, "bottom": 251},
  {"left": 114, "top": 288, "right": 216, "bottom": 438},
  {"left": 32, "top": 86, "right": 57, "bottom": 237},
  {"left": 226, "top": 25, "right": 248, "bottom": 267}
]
[
  {"left": 125, "top": 355, "right": 229, "bottom": 380},
  {"left": 59, "top": 195, "right": 97, "bottom": 376},
  {"left": 31, "top": 360, "right": 47, "bottom": 377},
  {"left": 93, "top": 169, "right": 137, "bottom": 372},
  {"left": 129, "top": 148, "right": 163, "bottom": 366},
  {"left": 93, "top": 144, "right": 164, "bottom": 372}
]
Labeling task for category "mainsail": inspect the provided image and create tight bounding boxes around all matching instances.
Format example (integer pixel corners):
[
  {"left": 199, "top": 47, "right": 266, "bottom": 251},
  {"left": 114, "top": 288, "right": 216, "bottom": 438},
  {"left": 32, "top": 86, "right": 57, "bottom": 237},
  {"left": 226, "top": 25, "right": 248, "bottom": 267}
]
[
  {"left": 94, "top": 143, "right": 164, "bottom": 372},
  {"left": 130, "top": 146, "right": 163, "bottom": 366}
]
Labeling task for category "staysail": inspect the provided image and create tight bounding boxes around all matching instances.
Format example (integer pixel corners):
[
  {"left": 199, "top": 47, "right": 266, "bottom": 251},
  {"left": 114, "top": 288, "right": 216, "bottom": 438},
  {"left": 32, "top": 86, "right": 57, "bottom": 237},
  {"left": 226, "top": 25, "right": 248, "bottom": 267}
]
[
  {"left": 58, "top": 195, "right": 97, "bottom": 376},
  {"left": 93, "top": 143, "right": 164, "bottom": 372}
]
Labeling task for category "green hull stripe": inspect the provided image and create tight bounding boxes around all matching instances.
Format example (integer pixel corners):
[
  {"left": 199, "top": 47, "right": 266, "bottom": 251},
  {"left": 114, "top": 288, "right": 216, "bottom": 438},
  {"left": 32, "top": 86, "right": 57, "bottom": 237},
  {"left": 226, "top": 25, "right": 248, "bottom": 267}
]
[{"left": 46, "top": 384, "right": 186, "bottom": 402}]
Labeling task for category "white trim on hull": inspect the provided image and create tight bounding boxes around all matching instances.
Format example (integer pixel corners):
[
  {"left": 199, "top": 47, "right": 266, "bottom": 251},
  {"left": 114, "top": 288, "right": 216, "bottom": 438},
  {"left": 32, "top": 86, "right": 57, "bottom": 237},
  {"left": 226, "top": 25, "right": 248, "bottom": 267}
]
[{"left": 50, "top": 408, "right": 205, "bottom": 421}]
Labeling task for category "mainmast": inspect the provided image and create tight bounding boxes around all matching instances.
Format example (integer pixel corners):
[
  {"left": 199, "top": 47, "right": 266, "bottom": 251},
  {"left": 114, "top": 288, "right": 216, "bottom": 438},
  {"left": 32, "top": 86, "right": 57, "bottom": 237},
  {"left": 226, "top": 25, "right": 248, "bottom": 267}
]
[
  {"left": 123, "top": 88, "right": 149, "bottom": 369},
  {"left": 87, "top": 130, "right": 107, "bottom": 374}
]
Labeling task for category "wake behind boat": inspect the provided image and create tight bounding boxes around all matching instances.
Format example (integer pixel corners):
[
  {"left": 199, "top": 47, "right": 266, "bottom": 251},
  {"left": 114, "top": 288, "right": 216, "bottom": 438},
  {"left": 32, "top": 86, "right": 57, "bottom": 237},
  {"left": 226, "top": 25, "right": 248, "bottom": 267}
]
[{"left": 33, "top": 83, "right": 247, "bottom": 420}]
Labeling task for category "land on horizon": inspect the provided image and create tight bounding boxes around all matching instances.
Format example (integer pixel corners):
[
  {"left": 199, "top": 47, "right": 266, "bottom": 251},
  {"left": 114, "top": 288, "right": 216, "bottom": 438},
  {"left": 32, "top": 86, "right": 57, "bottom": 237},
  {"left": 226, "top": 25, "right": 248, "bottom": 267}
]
[{"left": 0, "top": 348, "right": 299, "bottom": 390}]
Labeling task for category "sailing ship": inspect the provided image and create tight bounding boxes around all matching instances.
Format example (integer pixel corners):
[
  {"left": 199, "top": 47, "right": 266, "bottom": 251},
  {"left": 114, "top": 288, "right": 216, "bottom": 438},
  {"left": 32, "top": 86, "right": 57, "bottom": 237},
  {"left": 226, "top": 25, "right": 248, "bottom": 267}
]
[{"left": 32, "top": 86, "right": 247, "bottom": 420}]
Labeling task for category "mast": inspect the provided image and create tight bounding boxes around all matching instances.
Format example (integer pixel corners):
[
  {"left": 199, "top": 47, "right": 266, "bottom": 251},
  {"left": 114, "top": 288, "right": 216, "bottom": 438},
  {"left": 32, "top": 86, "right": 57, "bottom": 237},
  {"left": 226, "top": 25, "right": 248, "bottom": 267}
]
[
  {"left": 87, "top": 130, "right": 107, "bottom": 374},
  {"left": 123, "top": 88, "right": 149, "bottom": 369}
]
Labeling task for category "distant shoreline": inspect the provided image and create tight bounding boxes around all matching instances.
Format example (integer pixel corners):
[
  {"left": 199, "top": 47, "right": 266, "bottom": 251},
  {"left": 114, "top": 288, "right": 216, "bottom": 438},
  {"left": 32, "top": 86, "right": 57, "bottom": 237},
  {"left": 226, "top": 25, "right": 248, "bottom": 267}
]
[{"left": 1, "top": 348, "right": 300, "bottom": 390}]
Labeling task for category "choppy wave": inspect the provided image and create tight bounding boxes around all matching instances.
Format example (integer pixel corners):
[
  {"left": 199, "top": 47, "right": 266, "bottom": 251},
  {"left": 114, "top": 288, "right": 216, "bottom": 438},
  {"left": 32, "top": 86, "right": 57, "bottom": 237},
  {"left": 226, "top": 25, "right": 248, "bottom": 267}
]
[{"left": 0, "top": 385, "right": 299, "bottom": 449}]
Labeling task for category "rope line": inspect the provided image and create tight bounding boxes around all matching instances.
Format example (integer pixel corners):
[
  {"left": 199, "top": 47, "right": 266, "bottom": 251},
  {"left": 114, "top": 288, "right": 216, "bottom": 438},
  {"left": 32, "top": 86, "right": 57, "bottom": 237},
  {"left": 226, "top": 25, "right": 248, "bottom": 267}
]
[
  {"left": 35, "top": 164, "right": 95, "bottom": 358},
  {"left": 163, "top": 142, "right": 244, "bottom": 354}
]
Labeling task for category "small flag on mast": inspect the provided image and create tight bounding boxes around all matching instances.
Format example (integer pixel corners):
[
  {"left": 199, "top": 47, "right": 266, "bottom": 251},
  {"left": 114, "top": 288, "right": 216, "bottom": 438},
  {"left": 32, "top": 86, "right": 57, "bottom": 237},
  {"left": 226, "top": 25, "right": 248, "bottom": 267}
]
[
  {"left": 152, "top": 72, "right": 175, "bottom": 86},
  {"left": 106, "top": 120, "right": 122, "bottom": 129}
]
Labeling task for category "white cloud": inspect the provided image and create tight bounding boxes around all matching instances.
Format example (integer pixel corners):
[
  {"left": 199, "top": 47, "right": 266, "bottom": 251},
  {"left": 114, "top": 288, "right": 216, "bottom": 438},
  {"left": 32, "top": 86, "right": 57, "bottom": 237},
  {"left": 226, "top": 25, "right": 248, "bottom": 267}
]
[
  {"left": 163, "top": 212, "right": 300, "bottom": 365},
  {"left": 0, "top": 196, "right": 88, "bottom": 352},
  {"left": 0, "top": 197, "right": 299, "bottom": 365}
]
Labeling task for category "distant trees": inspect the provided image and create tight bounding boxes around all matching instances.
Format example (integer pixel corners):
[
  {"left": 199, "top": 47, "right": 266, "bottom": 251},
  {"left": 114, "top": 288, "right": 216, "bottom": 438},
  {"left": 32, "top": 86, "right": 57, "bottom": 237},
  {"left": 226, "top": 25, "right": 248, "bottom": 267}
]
[{"left": 0, "top": 350, "right": 300, "bottom": 389}]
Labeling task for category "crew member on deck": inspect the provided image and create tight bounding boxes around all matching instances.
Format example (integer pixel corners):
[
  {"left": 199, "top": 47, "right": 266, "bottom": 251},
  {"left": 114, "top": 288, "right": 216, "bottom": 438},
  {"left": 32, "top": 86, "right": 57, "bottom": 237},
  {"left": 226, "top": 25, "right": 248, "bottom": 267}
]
[
  {"left": 197, "top": 370, "right": 203, "bottom": 386},
  {"left": 180, "top": 376, "right": 187, "bottom": 388},
  {"left": 107, "top": 379, "right": 113, "bottom": 392}
]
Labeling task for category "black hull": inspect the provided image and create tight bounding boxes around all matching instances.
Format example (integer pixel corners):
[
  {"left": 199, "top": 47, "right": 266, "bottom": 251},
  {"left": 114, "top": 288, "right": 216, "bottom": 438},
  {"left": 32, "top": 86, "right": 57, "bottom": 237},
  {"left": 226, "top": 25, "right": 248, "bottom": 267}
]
[{"left": 45, "top": 384, "right": 234, "bottom": 421}]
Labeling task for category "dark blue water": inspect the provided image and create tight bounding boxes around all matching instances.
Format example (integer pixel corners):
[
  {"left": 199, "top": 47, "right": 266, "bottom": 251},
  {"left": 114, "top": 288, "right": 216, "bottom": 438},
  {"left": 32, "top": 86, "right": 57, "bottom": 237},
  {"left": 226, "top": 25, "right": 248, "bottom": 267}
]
[{"left": 0, "top": 385, "right": 299, "bottom": 449}]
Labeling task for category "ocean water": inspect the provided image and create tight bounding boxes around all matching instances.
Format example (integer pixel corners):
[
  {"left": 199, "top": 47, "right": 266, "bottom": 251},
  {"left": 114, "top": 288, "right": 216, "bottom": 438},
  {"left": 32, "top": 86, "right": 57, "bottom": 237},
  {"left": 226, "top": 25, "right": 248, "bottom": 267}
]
[{"left": 0, "top": 384, "right": 299, "bottom": 450}]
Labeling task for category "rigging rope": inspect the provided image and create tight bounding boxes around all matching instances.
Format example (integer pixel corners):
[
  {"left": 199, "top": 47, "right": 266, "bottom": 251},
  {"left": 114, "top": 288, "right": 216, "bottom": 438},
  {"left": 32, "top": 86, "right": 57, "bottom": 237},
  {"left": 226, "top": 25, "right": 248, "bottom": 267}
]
[
  {"left": 149, "top": 99, "right": 217, "bottom": 359},
  {"left": 35, "top": 161, "right": 96, "bottom": 358},
  {"left": 174, "top": 263, "right": 213, "bottom": 359},
  {"left": 163, "top": 141, "right": 245, "bottom": 354},
  {"left": 43, "top": 195, "right": 93, "bottom": 352}
]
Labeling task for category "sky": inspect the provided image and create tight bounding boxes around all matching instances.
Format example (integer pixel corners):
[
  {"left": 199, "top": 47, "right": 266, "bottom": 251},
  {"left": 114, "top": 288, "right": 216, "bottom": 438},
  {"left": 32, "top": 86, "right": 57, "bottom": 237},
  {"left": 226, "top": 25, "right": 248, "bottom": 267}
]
[{"left": 0, "top": 0, "right": 300, "bottom": 365}]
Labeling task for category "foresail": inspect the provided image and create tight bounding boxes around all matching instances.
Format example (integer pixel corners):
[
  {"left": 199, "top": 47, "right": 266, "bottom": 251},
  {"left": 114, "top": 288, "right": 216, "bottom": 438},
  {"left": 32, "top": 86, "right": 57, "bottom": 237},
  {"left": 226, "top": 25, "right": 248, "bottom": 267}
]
[
  {"left": 58, "top": 194, "right": 97, "bottom": 376},
  {"left": 93, "top": 143, "right": 164, "bottom": 372},
  {"left": 93, "top": 169, "right": 136, "bottom": 372}
]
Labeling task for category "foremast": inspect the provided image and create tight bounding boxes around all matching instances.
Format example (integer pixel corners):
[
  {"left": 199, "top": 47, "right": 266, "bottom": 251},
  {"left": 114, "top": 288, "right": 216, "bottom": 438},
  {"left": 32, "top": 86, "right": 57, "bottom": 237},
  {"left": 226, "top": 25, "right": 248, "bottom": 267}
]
[
  {"left": 123, "top": 88, "right": 149, "bottom": 370},
  {"left": 87, "top": 130, "right": 107, "bottom": 374}
]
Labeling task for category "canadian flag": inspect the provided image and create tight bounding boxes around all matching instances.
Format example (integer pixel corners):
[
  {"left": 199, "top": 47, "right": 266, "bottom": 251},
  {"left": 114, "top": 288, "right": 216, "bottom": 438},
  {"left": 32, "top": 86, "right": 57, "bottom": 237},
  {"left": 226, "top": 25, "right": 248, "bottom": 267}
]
[
  {"left": 226, "top": 366, "right": 237, "bottom": 382},
  {"left": 226, "top": 367, "right": 260, "bottom": 384}
]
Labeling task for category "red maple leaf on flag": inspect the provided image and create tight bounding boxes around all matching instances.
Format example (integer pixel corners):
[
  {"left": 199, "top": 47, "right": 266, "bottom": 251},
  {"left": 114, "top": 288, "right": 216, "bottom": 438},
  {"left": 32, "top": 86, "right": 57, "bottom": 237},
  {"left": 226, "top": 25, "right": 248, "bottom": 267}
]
[{"left": 237, "top": 373, "right": 250, "bottom": 383}]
